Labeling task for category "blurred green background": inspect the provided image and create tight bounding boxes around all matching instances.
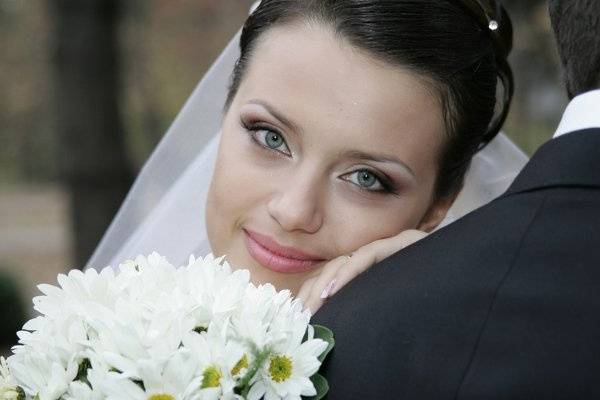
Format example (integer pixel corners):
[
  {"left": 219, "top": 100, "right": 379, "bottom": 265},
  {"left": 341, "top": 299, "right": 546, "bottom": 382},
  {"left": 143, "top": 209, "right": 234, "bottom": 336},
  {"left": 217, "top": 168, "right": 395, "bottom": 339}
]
[{"left": 0, "top": 0, "right": 566, "bottom": 351}]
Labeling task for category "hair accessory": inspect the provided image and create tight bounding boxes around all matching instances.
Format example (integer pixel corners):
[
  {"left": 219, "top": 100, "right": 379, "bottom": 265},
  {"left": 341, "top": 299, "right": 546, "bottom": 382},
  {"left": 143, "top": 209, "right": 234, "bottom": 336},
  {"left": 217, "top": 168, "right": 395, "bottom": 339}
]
[
  {"left": 457, "top": 0, "right": 514, "bottom": 149},
  {"left": 460, "top": 0, "right": 512, "bottom": 60}
]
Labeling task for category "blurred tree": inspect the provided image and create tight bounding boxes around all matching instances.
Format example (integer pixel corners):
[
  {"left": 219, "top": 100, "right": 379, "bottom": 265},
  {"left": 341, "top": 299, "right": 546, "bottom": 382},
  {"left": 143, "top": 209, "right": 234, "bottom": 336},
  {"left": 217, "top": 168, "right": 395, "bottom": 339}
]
[{"left": 51, "top": 0, "right": 134, "bottom": 268}]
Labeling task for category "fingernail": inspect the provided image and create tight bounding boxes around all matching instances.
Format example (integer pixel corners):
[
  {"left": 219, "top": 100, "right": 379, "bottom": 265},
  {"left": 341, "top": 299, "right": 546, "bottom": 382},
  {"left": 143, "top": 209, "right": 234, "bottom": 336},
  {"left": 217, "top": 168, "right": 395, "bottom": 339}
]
[{"left": 320, "top": 279, "right": 337, "bottom": 299}]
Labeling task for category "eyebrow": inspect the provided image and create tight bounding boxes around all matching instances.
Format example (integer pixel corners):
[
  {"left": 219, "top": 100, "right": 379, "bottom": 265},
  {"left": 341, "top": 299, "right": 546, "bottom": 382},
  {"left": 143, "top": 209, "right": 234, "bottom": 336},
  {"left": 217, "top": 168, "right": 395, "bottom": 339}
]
[
  {"left": 247, "top": 99, "right": 303, "bottom": 135},
  {"left": 344, "top": 150, "right": 416, "bottom": 179},
  {"left": 247, "top": 99, "right": 415, "bottom": 179}
]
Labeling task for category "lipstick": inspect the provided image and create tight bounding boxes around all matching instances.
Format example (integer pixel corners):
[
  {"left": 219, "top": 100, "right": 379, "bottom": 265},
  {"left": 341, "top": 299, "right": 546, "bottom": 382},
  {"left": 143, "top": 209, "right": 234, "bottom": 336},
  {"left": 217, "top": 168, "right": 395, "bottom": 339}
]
[{"left": 243, "top": 229, "right": 325, "bottom": 274}]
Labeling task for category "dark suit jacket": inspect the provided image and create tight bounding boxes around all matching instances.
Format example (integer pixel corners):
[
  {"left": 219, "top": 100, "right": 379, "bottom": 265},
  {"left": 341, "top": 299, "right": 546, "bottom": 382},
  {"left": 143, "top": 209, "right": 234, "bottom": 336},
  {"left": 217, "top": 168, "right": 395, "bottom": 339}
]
[{"left": 313, "top": 129, "right": 600, "bottom": 399}]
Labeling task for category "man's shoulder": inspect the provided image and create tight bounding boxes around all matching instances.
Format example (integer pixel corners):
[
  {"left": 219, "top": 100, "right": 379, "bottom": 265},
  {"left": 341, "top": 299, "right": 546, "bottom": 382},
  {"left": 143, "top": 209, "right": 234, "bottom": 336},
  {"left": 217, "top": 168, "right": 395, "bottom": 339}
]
[
  {"left": 313, "top": 190, "right": 552, "bottom": 399},
  {"left": 315, "top": 187, "right": 549, "bottom": 331},
  {"left": 315, "top": 186, "right": 600, "bottom": 399}
]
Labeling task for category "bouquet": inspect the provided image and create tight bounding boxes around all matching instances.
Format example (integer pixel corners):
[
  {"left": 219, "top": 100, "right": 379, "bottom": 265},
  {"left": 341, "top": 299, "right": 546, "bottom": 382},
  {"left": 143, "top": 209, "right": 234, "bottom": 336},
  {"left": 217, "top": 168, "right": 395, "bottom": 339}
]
[{"left": 0, "top": 253, "right": 334, "bottom": 400}]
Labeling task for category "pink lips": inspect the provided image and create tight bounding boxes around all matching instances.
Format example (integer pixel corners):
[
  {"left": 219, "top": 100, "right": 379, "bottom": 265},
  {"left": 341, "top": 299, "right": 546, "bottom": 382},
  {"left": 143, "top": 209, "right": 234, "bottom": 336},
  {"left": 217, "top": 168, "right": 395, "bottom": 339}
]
[{"left": 243, "top": 229, "right": 325, "bottom": 274}]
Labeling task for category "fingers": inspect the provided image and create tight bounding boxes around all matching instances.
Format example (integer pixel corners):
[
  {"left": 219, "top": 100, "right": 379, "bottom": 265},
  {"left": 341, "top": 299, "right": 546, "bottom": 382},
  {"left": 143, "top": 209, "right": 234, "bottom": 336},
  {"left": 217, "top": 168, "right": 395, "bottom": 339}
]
[
  {"left": 296, "top": 276, "right": 316, "bottom": 307},
  {"left": 325, "top": 247, "right": 375, "bottom": 298},
  {"left": 298, "top": 229, "right": 429, "bottom": 314},
  {"left": 324, "top": 229, "right": 429, "bottom": 298},
  {"left": 299, "top": 255, "right": 349, "bottom": 314}
]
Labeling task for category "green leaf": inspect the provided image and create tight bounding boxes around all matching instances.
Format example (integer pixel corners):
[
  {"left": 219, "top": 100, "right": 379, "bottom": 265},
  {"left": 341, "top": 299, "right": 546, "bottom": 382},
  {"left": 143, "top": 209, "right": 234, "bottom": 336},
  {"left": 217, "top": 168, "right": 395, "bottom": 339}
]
[
  {"left": 312, "top": 324, "right": 334, "bottom": 363},
  {"left": 16, "top": 386, "right": 26, "bottom": 400},
  {"left": 305, "top": 373, "right": 329, "bottom": 400},
  {"left": 75, "top": 358, "right": 91, "bottom": 388},
  {"left": 193, "top": 326, "right": 208, "bottom": 334}
]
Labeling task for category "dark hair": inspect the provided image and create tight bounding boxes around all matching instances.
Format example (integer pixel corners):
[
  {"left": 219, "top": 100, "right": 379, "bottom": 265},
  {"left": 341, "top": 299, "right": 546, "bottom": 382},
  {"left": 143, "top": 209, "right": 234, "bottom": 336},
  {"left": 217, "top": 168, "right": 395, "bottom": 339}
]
[
  {"left": 549, "top": 0, "right": 600, "bottom": 99},
  {"left": 226, "top": 0, "right": 513, "bottom": 200}
]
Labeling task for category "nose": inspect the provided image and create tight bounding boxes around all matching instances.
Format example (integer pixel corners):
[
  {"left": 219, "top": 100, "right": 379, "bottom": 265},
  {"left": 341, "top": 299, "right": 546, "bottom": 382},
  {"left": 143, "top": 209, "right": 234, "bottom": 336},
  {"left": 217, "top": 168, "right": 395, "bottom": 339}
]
[{"left": 267, "top": 169, "right": 324, "bottom": 234}]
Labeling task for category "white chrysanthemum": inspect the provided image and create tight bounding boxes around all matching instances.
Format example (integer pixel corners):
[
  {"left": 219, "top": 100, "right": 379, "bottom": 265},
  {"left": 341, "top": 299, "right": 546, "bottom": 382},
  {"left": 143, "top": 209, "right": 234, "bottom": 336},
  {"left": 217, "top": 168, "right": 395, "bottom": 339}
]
[
  {"left": 230, "top": 284, "right": 295, "bottom": 353},
  {"left": 181, "top": 323, "right": 245, "bottom": 400},
  {"left": 85, "top": 296, "right": 195, "bottom": 379},
  {"left": 180, "top": 254, "right": 250, "bottom": 331},
  {"left": 7, "top": 350, "right": 78, "bottom": 400},
  {"left": 100, "top": 351, "right": 199, "bottom": 400},
  {"left": 14, "top": 311, "right": 89, "bottom": 368},
  {"left": 62, "top": 353, "right": 111, "bottom": 400},
  {"left": 247, "top": 315, "right": 327, "bottom": 400},
  {"left": 5, "top": 252, "right": 330, "bottom": 400},
  {"left": 12, "top": 266, "right": 118, "bottom": 397},
  {"left": 83, "top": 254, "right": 195, "bottom": 377},
  {"left": 0, "top": 357, "right": 23, "bottom": 400},
  {"left": 34, "top": 267, "right": 119, "bottom": 319},
  {"left": 62, "top": 381, "right": 102, "bottom": 400}
]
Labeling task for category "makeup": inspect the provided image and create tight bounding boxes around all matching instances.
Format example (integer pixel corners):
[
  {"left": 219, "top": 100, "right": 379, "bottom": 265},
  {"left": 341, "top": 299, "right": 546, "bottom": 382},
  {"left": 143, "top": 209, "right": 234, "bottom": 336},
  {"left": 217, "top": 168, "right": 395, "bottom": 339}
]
[{"left": 244, "top": 229, "right": 325, "bottom": 274}]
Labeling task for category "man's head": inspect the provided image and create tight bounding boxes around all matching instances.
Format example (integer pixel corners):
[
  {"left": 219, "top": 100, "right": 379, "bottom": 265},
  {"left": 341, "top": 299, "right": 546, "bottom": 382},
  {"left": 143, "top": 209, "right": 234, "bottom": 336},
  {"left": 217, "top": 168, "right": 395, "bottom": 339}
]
[{"left": 549, "top": 0, "right": 600, "bottom": 99}]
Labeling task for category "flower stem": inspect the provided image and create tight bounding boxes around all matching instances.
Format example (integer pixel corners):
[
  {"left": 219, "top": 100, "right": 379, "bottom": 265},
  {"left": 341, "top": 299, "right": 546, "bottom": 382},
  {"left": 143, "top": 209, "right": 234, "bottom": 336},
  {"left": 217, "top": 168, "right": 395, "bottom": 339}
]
[{"left": 237, "top": 347, "right": 271, "bottom": 397}]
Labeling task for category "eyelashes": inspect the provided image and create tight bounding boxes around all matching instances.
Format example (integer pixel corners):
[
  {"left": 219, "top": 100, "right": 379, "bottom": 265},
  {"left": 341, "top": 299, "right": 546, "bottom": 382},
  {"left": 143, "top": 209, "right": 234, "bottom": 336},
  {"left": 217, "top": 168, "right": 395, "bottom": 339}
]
[
  {"left": 340, "top": 169, "right": 395, "bottom": 193},
  {"left": 240, "top": 118, "right": 398, "bottom": 195},
  {"left": 242, "top": 120, "right": 292, "bottom": 156}
]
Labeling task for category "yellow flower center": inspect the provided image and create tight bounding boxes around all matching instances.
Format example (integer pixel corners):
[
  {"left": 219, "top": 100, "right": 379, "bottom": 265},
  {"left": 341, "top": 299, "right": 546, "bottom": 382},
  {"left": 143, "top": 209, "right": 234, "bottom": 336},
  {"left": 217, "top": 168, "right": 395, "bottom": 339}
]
[
  {"left": 0, "top": 385, "right": 25, "bottom": 400},
  {"left": 200, "top": 365, "right": 222, "bottom": 388},
  {"left": 231, "top": 354, "right": 249, "bottom": 376},
  {"left": 268, "top": 355, "right": 293, "bottom": 383},
  {"left": 147, "top": 394, "right": 175, "bottom": 400}
]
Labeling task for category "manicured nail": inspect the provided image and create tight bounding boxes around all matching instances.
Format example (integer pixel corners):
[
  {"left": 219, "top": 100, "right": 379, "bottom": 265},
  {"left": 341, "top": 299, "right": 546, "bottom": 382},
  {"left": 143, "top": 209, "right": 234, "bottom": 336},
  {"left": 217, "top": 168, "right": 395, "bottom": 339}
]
[{"left": 320, "top": 279, "right": 337, "bottom": 299}]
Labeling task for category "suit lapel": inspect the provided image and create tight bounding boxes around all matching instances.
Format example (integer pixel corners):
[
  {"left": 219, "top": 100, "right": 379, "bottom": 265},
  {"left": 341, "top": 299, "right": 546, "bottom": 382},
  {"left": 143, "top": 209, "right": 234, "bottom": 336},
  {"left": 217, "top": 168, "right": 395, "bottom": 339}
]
[{"left": 505, "top": 128, "right": 600, "bottom": 195}]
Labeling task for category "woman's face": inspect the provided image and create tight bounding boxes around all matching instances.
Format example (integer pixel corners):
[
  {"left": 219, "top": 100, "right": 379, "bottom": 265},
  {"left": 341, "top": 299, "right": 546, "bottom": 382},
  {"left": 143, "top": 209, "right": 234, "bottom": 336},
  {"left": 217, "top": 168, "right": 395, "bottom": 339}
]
[{"left": 206, "top": 23, "right": 450, "bottom": 294}]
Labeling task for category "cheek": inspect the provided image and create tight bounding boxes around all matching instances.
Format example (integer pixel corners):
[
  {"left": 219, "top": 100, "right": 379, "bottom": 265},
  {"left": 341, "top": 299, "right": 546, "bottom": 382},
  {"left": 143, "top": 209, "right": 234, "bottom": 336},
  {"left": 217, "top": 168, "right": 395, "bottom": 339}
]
[
  {"left": 205, "top": 131, "right": 273, "bottom": 254},
  {"left": 325, "top": 193, "right": 427, "bottom": 253},
  {"left": 324, "top": 162, "right": 438, "bottom": 252}
]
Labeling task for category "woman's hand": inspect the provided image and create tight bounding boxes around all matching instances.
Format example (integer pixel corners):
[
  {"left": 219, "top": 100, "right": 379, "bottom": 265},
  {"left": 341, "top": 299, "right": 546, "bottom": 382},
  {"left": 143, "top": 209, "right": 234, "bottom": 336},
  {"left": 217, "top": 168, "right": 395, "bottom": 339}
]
[{"left": 297, "top": 229, "right": 428, "bottom": 314}]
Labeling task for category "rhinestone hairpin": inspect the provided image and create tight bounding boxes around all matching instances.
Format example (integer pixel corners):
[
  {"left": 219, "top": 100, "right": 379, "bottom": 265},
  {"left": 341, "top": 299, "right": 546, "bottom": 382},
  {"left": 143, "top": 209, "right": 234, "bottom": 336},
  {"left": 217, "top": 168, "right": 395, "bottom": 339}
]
[{"left": 488, "top": 20, "right": 499, "bottom": 31}]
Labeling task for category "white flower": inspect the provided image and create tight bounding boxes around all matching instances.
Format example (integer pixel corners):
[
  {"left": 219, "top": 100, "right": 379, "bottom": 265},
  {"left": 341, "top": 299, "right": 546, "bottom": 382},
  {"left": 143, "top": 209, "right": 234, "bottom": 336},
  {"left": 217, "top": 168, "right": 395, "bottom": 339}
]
[
  {"left": 181, "top": 324, "right": 245, "bottom": 400},
  {"left": 247, "top": 317, "right": 327, "bottom": 400},
  {"left": 7, "top": 350, "right": 78, "bottom": 400},
  {"left": 230, "top": 284, "right": 294, "bottom": 352},
  {"left": 0, "top": 357, "right": 23, "bottom": 400},
  {"left": 34, "top": 267, "right": 118, "bottom": 319},
  {"left": 181, "top": 254, "right": 250, "bottom": 330},
  {"left": 62, "top": 381, "right": 102, "bottom": 400},
  {"left": 100, "top": 351, "right": 199, "bottom": 400},
  {"left": 61, "top": 354, "right": 106, "bottom": 400},
  {"left": 5, "top": 252, "right": 331, "bottom": 400}
]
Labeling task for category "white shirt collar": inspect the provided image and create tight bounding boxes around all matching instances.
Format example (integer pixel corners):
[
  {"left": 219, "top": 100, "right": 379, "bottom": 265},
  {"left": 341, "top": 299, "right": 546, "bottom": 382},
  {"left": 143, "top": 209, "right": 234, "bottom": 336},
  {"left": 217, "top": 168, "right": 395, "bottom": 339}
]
[{"left": 554, "top": 89, "right": 600, "bottom": 138}]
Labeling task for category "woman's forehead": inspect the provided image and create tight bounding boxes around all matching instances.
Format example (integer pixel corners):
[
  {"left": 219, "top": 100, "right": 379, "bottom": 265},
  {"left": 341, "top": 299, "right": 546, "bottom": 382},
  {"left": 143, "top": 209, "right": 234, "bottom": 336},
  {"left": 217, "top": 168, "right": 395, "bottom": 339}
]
[{"left": 236, "top": 24, "right": 446, "bottom": 169}]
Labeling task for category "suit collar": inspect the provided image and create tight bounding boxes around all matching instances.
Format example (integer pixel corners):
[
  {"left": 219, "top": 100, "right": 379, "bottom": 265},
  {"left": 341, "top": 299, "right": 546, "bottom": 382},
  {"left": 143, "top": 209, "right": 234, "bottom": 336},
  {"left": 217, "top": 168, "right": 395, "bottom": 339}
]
[
  {"left": 506, "top": 128, "right": 600, "bottom": 195},
  {"left": 554, "top": 90, "right": 600, "bottom": 139}
]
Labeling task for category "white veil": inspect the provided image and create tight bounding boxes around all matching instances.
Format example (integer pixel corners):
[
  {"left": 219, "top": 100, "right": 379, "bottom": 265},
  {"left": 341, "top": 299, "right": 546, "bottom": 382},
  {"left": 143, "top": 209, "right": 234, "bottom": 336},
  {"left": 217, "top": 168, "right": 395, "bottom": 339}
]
[{"left": 86, "top": 18, "right": 528, "bottom": 270}]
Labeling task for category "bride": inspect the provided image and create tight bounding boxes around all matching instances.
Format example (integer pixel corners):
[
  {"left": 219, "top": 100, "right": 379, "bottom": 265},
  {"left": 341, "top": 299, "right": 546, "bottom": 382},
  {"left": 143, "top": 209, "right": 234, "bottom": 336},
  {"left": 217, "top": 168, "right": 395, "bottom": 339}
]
[{"left": 88, "top": 0, "right": 526, "bottom": 311}]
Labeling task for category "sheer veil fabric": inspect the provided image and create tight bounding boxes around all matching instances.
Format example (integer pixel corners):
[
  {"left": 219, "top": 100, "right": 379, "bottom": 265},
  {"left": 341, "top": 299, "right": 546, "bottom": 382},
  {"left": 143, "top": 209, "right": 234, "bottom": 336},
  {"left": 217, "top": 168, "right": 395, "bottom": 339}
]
[{"left": 86, "top": 26, "right": 528, "bottom": 270}]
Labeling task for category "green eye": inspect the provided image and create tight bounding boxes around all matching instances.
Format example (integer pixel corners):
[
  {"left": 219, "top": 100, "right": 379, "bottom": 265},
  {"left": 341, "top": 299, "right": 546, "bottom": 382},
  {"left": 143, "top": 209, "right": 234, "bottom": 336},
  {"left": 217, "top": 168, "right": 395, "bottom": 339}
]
[
  {"left": 357, "top": 170, "right": 377, "bottom": 188},
  {"left": 265, "top": 132, "right": 284, "bottom": 149},
  {"left": 248, "top": 127, "right": 291, "bottom": 156},
  {"left": 343, "top": 169, "right": 389, "bottom": 192},
  {"left": 242, "top": 118, "right": 292, "bottom": 156}
]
